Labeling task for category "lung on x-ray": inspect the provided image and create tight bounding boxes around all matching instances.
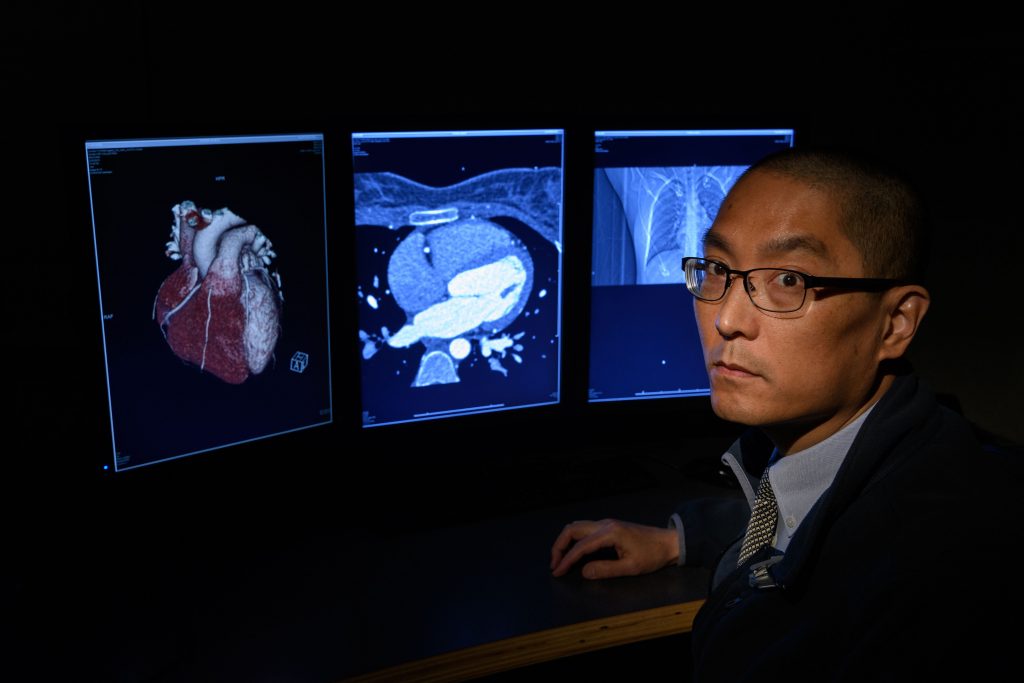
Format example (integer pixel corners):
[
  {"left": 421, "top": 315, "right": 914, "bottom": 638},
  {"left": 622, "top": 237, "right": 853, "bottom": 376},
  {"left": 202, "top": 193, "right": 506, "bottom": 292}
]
[{"left": 353, "top": 130, "right": 564, "bottom": 427}]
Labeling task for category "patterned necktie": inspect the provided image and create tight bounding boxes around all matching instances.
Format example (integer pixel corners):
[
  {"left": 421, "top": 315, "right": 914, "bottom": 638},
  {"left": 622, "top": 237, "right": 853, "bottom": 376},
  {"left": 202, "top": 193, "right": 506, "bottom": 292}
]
[{"left": 737, "top": 467, "right": 779, "bottom": 566}]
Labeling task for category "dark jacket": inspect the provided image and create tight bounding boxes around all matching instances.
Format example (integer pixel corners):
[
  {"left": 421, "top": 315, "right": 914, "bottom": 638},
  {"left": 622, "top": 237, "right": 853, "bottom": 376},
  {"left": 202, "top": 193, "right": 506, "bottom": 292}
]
[{"left": 678, "top": 374, "right": 1022, "bottom": 681}]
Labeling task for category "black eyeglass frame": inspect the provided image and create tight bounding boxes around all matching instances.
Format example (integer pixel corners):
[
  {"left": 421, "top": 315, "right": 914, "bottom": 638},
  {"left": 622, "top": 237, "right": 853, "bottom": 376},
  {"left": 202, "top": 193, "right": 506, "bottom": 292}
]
[{"left": 681, "top": 256, "right": 908, "bottom": 313}]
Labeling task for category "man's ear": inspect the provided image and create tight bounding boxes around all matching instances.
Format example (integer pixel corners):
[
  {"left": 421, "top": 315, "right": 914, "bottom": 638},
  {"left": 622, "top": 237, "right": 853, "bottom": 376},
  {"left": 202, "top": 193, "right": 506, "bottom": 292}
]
[{"left": 878, "top": 285, "right": 931, "bottom": 362}]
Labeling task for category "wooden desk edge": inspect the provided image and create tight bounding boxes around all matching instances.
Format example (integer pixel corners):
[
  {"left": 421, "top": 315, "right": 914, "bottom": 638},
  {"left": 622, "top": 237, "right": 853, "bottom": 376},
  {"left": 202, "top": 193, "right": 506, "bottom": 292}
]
[{"left": 341, "top": 599, "right": 706, "bottom": 683}]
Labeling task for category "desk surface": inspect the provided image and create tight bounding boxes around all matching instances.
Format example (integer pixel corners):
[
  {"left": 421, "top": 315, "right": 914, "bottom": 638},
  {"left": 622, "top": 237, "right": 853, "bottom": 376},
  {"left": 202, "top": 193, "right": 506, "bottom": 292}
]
[
  {"left": 170, "top": 483, "right": 725, "bottom": 682},
  {"left": 336, "top": 486, "right": 713, "bottom": 681},
  {"left": 16, "top": 475, "right": 737, "bottom": 682},
  {"left": 343, "top": 601, "right": 706, "bottom": 682}
]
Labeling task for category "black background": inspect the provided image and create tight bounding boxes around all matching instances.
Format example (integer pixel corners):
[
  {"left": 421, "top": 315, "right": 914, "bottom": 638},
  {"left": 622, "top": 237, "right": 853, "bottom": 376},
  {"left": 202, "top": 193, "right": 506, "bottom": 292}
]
[{"left": 4, "top": 5, "right": 1022, "bottom": 679}]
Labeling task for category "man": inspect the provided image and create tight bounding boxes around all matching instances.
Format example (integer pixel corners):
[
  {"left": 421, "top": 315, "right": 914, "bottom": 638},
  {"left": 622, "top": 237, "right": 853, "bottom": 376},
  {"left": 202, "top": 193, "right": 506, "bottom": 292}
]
[{"left": 550, "top": 148, "right": 1020, "bottom": 679}]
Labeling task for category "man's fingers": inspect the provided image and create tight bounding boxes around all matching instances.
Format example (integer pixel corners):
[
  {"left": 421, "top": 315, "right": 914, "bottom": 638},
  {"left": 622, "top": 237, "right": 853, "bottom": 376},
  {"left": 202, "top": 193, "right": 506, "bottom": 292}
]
[
  {"left": 551, "top": 519, "right": 671, "bottom": 580},
  {"left": 551, "top": 525, "right": 614, "bottom": 577},
  {"left": 581, "top": 559, "right": 631, "bottom": 580},
  {"left": 549, "top": 521, "right": 594, "bottom": 569}
]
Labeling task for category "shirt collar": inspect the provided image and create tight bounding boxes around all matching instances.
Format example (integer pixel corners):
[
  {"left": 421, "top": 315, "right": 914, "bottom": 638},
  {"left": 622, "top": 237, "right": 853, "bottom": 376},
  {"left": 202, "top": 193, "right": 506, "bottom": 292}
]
[{"left": 768, "top": 404, "right": 877, "bottom": 546}]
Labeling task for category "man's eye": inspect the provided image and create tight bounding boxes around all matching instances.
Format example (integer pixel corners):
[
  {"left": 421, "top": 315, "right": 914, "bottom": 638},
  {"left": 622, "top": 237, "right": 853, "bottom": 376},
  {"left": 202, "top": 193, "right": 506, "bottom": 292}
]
[
  {"left": 778, "top": 271, "right": 802, "bottom": 288},
  {"left": 709, "top": 262, "right": 728, "bottom": 276}
]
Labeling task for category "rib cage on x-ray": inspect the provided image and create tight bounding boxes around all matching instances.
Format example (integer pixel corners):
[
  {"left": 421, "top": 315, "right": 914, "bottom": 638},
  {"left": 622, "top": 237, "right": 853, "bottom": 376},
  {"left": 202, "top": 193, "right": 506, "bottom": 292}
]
[
  {"left": 599, "top": 166, "right": 746, "bottom": 285},
  {"left": 647, "top": 178, "right": 686, "bottom": 272}
]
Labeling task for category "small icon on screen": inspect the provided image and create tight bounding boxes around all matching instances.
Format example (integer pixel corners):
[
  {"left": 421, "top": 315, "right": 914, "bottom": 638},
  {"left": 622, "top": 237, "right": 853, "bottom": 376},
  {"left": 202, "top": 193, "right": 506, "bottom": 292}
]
[{"left": 290, "top": 352, "right": 309, "bottom": 373}]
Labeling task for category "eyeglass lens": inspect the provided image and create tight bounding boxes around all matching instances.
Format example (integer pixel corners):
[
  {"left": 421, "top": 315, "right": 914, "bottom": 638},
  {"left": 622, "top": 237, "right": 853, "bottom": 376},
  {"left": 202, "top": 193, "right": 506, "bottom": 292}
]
[{"left": 686, "top": 259, "right": 807, "bottom": 313}]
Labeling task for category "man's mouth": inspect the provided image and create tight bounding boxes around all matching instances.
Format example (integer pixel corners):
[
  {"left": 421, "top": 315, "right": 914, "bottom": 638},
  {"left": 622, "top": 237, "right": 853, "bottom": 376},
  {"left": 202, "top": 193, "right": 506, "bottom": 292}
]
[{"left": 712, "top": 360, "right": 760, "bottom": 378}]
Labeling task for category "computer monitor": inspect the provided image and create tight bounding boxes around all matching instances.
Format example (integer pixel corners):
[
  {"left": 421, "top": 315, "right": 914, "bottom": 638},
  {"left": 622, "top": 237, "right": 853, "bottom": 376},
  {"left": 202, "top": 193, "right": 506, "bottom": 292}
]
[
  {"left": 352, "top": 129, "right": 564, "bottom": 428},
  {"left": 85, "top": 133, "right": 333, "bottom": 472},
  {"left": 589, "top": 128, "right": 795, "bottom": 403}
]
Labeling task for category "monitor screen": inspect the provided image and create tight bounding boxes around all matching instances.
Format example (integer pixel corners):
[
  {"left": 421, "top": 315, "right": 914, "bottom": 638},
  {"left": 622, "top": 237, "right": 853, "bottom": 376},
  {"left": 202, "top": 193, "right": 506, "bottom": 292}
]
[
  {"left": 352, "top": 129, "right": 564, "bottom": 427},
  {"left": 589, "top": 129, "right": 795, "bottom": 403},
  {"left": 85, "top": 133, "right": 333, "bottom": 471}
]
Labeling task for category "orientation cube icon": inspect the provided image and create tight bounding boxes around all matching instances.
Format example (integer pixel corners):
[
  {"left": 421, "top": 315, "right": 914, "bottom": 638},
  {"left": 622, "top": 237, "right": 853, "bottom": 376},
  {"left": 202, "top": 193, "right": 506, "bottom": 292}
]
[{"left": 290, "top": 351, "right": 309, "bottom": 373}]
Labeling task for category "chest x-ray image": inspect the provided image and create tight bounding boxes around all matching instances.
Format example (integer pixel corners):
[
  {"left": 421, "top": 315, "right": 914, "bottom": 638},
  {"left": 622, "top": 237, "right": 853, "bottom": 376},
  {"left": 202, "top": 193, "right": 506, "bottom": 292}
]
[
  {"left": 589, "top": 130, "right": 794, "bottom": 403},
  {"left": 592, "top": 165, "right": 746, "bottom": 286}
]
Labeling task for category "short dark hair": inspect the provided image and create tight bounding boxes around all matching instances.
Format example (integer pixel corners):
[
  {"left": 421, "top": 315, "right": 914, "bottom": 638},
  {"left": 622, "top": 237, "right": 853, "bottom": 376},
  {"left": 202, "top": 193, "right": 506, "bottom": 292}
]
[{"left": 741, "top": 148, "right": 927, "bottom": 281}]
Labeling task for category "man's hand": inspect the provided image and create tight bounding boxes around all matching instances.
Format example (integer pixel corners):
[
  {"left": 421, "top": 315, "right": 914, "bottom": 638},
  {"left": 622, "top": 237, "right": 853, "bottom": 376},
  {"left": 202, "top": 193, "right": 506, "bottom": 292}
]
[{"left": 549, "top": 519, "right": 680, "bottom": 579}]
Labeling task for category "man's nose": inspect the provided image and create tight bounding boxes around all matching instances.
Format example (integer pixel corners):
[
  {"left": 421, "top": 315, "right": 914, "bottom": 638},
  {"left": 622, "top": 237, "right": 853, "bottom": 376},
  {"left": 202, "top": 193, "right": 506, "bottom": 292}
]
[{"left": 715, "top": 275, "right": 759, "bottom": 339}]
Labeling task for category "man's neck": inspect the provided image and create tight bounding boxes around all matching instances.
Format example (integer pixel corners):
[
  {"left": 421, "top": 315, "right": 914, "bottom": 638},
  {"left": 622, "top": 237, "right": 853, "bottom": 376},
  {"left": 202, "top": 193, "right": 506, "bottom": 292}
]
[{"left": 766, "top": 374, "right": 894, "bottom": 456}]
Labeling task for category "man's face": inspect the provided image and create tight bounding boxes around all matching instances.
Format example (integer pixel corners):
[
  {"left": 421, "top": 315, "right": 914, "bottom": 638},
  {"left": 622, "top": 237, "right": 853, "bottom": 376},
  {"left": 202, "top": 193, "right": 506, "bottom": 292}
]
[{"left": 696, "top": 170, "right": 890, "bottom": 452}]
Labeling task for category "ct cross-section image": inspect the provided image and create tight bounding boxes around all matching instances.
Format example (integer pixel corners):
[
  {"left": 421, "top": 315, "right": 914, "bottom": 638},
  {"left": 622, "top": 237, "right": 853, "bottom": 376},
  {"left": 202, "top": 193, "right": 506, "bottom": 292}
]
[{"left": 352, "top": 129, "right": 564, "bottom": 427}]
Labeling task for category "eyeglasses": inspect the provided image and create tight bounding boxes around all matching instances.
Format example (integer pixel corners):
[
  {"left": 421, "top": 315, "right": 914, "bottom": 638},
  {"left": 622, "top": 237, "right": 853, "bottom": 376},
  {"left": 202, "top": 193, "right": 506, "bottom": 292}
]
[{"left": 681, "top": 257, "right": 906, "bottom": 313}]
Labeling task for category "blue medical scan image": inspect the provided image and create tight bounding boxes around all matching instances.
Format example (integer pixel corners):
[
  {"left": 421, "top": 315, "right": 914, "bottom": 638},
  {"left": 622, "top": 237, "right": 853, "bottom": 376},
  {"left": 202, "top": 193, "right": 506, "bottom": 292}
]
[
  {"left": 588, "top": 129, "right": 793, "bottom": 403},
  {"left": 592, "top": 166, "right": 747, "bottom": 286},
  {"left": 353, "top": 132, "right": 564, "bottom": 427},
  {"left": 85, "top": 133, "right": 333, "bottom": 470}
]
